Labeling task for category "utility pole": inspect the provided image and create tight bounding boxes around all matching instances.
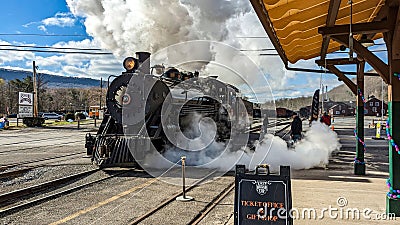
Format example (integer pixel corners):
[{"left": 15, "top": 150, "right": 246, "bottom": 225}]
[
  {"left": 33, "top": 61, "right": 38, "bottom": 117},
  {"left": 8, "top": 82, "right": 11, "bottom": 114},
  {"left": 321, "top": 83, "right": 324, "bottom": 113},
  {"left": 99, "top": 77, "right": 103, "bottom": 110},
  {"left": 325, "top": 85, "right": 328, "bottom": 101}
]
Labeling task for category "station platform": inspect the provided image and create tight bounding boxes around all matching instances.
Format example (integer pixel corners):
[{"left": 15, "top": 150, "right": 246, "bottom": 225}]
[
  {"left": 1, "top": 117, "right": 397, "bottom": 224},
  {"left": 205, "top": 116, "right": 397, "bottom": 224}
]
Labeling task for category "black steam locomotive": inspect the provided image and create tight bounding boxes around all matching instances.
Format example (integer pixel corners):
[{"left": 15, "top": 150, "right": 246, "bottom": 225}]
[{"left": 85, "top": 52, "right": 260, "bottom": 167}]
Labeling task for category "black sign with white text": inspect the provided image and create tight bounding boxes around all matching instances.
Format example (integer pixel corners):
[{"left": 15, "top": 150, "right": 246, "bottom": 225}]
[{"left": 234, "top": 165, "right": 293, "bottom": 225}]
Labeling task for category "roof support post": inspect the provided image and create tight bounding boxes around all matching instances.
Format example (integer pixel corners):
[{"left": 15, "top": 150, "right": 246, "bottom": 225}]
[
  {"left": 355, "top": 60, "right": 365, "bottom": 175},
  {"left": 385, "top": 4, "right": 400, "bottom": 216}
]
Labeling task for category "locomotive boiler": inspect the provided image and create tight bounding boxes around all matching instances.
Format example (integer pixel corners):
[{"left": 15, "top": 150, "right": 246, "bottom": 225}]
[{"left": 85, "top": 52, "right": 260, "bottom": 167}]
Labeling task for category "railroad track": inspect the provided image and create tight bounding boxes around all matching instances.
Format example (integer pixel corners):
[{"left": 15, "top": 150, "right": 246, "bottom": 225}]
[
  {"left": 128, "top": 171, "right": 222, "bottom": 225},
  {"left": 0, "top": 162, "right": 91, "bottom": 180},
  {"left": 1, "top": 136, "right": 82, "bottom": 147},
  {"left": 0, "top": 151, "right": 86, "bottom": 172},
  {"left": 274, "top": 118, "right": 307, "bottom": 138},
  {"left": 0, "top": 167, "right": 33, "bottom": 179},
  {"left": 189, "top": 182, "right": 235, "bottom": 225},
  {"left": 0, "top": 140, "right": 84, "bottom": 154},
  {"left": 267, "top": 118, "right": 291, "bottom": 128},
  {"left": 0, "top": 169, "right": 99, "bottom": 207},
  {"left": 0, "top": 169, "right": 134, "bottom": 217},
  {"left": 246, "top": 118, "right": 290, "bottom": 134}
]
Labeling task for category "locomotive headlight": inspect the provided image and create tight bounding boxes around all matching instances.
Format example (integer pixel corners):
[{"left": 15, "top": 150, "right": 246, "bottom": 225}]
[{"left": 123, "top": 57, "right": 139, "bottom": 72}]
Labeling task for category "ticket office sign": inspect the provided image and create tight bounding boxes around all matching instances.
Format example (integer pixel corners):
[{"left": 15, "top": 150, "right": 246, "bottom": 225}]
[{"left": 234, "top": 165, "right": 293, "bottom": 225}]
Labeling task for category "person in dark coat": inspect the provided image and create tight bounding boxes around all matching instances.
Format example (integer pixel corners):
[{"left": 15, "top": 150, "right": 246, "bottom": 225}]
[
  {"left": 290, "top": 112, "right": 302, "bottom": 142},
  {"left": 261, "top": 114, "right": 269, "bottom": 137}
]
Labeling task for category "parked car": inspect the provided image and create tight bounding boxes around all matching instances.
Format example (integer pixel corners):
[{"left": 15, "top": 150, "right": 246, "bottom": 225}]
[
  {"left": 42, "top": 113, "right": 62, "bottom": 120},
  {"left": 75, "top": 112, "right": 87, "bottom": 120},
  {"left": 7, "top": 114, "right": 17, "bottom": 118},
  {"left": 75, "top": 111, "right": 88, "bottom": 117}
]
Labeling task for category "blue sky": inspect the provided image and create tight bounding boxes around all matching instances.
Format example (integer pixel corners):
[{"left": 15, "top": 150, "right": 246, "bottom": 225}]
[
  {"left": 0, "top": 0, "right": 88, "bottom": 45},
  {"left": 0, "top": 0, "right": 120, "bottom": 81},
  {"left": 0, "top": 0, "right": 388, "bottom": 100}
]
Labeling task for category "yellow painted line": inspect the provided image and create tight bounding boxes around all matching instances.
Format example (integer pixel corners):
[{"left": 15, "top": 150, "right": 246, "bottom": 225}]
[{"left": 49, "top": 178, "right": 158, "bottom": 225}]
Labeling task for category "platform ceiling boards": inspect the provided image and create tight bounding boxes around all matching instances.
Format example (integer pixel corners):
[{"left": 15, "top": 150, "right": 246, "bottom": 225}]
[{"left": 250, "top": 0, "right": 385, "bottom": 64}]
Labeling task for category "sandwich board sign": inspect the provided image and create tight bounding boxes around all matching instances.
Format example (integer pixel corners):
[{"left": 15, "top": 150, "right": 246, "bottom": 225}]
[
  {"left": 234, "top": 165, "right": 293, "bottom": 225},
  {"left": 18, "top": 92, "right": 33, "bottom": 118}
]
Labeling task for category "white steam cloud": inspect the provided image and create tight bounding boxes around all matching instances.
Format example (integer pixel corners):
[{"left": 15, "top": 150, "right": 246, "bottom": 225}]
[
  {"left": 66, "top": 0, "right": 294, "bottom": 96},
  {"left": 246, "top": 121, "right": 341, "bottom": 172},
  {"left": 144, "top": 115, "right": 341, "bottom": 172},
  {"left": 66, "top": 0, "right": 250, "bottom": 56}
]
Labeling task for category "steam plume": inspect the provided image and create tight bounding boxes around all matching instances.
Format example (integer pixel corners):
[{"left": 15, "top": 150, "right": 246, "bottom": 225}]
[{"left": 144, "top": 114, "right": 341, "bottom": 172}]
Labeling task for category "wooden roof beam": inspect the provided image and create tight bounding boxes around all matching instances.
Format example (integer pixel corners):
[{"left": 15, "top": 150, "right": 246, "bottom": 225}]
[
  {"left": 249, "top": 0, "right": 288, "bottom": 65},
  {"left": 325, "top": 64, "right": 357, "bottom": 95},
  {"left": 315, "top": 58, "right": 359, "bottom": 66},
  {"left": 332, "top": 34, "right": 390, "bottom": 83},
  {"left": 320, "top": 0, "right": 342, "bottom": 61},
  {"left": 366, "top": 5, "right": 389, "bottom": 40},
  {"left": 392, "top": 5, "right": 400, "bottom": 59},
  {"left": 319, "top": 20, "right": 390, "bottom": 36}
]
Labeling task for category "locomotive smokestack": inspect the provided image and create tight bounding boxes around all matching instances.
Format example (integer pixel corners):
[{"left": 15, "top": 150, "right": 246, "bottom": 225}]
[{"left": 136, "top": 52, "right": 151, "bottom": 75}]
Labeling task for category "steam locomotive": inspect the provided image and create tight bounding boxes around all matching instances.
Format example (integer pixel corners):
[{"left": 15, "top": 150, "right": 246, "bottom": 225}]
[{"left": 85, "top": 52, "right": 260, "bottom": 167}]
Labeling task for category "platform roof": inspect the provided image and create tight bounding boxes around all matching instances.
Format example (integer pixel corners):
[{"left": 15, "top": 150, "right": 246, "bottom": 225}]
[{"left": 250, "top": 0, "right": 385, "bottom": 64}]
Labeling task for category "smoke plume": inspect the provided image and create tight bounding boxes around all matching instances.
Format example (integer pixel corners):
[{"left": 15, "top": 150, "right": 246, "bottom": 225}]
[
  {"left": 144, "top": 114, "right": 341, "bottom": 172},
  {"left": 246, "top": 121, "right": 341, "bottom": 172},
  {"left": 66, "top": 0, "right": 293, "bottom": 99},
  {"left": 67, "top": 0, "right": 250, "bottom": 56}
]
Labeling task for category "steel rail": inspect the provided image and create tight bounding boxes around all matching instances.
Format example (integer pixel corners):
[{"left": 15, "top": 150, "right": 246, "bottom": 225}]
[
  {"left": 129, "top": 171, "right": 218, "bottom": 225},
  {"left": 0, "top": 169, "right": 100, "bottom": 206},
  {"left": 0, "top": 152, "right": 85, "bottom": 171},
  {"left": 189, "top": 182, "right": 235, "bottom": 225},
  {"left": 0, "top": 170, "right": 133, "bottom": 216},
  {"left": 0, "top": 140, "right": 83, "bottom": 154}
]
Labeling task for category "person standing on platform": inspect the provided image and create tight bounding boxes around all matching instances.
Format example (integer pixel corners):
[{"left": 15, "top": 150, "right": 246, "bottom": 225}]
[
  {"left": 261, "top": 114, "right": 269, "bottom": 137},
  {"left": 290, "top": 112, "right": 302, "bottom": 142},
  {"left": 320, "top": 112, "right": 331, "bottom": 126}
]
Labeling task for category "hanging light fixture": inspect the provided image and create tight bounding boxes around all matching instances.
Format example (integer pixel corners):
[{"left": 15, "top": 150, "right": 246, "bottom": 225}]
[
  {"left": 359, "top": 34, "right": 375, "bottom": 47},
  {"left": 348, "top": 0, "right": 354, "bottom": 61}
]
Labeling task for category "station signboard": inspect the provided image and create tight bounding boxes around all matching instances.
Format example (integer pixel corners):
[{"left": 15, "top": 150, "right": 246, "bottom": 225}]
[
  {"left": 18, "top": 92, "right": 34, "bottom": 118},
  {"left": 19, "top": 92, "right": 33, "bottom": 106},
  {"left": 18, "top": 105, "right": 33, "bottom": 118},
  {"left": 234, "top": 165, "right": 293, "bottom": 225}
]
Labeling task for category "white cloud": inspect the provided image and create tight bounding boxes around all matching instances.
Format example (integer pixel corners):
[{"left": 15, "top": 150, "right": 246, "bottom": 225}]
[
  {"left": 23, "top": 12, "right": 77, "bottom": 32},
  {"left": 0, "top": 39, "right": 122, "bottom": 80},
  {"left": 38, "top": 25, "right": 47, "bottom": 32},
  {"left": 41, "top": 12, "right": 76, "bottom": 27},
  {"left": 0, "top": 40, "right": 35, "bottom": 65}
]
